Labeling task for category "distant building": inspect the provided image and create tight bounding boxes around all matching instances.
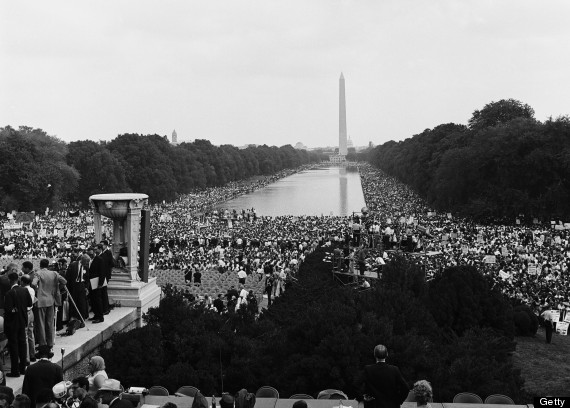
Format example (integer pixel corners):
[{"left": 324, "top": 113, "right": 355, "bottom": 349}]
[
  {"left": 294, "top": 142, "right": 308, "bottom": 150},
  {"left": 171, "top": 129, "right": 178, "bottom": 146},
  {"left": 347, "top": 137, "right": 354, "bottom": 148}
]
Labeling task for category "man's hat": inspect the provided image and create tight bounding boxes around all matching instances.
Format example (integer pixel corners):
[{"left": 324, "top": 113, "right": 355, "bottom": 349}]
[
  {"left": 98, "top": 379, "right": 122, "bottom": 392},
  {"left": 53, "top": 381, "right": 73, "bottom": 399},
  {"left": 36, "top": 345, "right": 54, "bottom": 359},
  {"left": 100, "top": 240, "right": 109, "bottom": 246}
]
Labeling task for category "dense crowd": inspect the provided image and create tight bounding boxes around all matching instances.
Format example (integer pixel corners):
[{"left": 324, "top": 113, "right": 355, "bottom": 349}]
[
  {"left": 2, "top": 162, "right": 569, "bottom": 319},
  {"left": 357, "top": 163, "right": 570, "bottom": 317}
]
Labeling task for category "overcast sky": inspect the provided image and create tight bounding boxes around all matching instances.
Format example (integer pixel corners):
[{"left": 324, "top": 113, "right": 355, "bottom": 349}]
[{"left": 2, "top": 0, "right": 569, "bottom": 148}]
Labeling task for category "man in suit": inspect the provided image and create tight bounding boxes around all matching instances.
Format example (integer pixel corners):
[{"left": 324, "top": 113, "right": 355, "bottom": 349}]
[
  {"left": 71, "top": 376, "right": 98, "bottom": 408},
  {"left": 66, "top": 254, "right": 90, "bottom": 321},
  {"left": 4, "top": 271, "right": 33, "bottom": 377},
  {"left": 100, "top": 240, "right": 114, "bottom": 315},
  {"left": 33, "top": 259, "right": 67, "bottom": 349},
  {"left": 357, "top": 344, "right": 409, "bottom": 408},
  {"left": 0, "top": 265, "right": 15, "bottom": 317},
  {"left": 89, "top": 245, "right": 106, "bottom": 323},
  {"left": 22, "top": 345, "right": 63, "bottom": 408}
]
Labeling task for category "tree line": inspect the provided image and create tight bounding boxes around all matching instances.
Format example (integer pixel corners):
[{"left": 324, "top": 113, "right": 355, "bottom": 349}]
[
  {"left": 361, "top": 99, "right": 570, "bottom": 221},
  {"left": 0, "top": 126, "right": 325, "bottom": 212},
  {"left": 102, "top": 246, "right": 529, "bottom": 402}
]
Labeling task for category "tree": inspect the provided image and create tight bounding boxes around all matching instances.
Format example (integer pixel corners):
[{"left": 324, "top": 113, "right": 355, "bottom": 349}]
[
  {"left": 468, "top": 99, "right": 535, "bottom": 132},
  {"left": 427, "top": 266, "right": 514, "bottom": 338},
  {"left": 67, "top": 140, "right": 130, "bottom": 204},
  {"left": 0, "top": 126, "right": 79, "bottom": 212}
]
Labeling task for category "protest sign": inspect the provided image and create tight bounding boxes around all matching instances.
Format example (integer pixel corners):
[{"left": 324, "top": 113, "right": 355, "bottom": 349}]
[
  {"left": 528, "top": 264, "right": 537, "bottom": 275},
  {"left": 461, "top": 244, "right": 469, "bottom": 254},
  {"left": 484, "top": 255, "right": 496, "bottom": 264},
  {"left": 502, "top": 247, "right": 508, "bottom": 256},
  {"left": 556, "top": 322, "right": 569, "bottom": 336},
  {"left": 477, "top": 234, "right": 484, "bottom": 243}
]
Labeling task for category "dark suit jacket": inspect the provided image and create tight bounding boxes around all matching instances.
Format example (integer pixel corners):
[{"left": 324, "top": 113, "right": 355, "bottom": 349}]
[
  {"left": 79, "top": 395, "right": 99, "bottom": 408},
  {"left": 101, "top": 249, "right": 115, "bottom": 281},
  {"left": 109, "top": 398, "right": 134, "bottom": 408},
  {"left": 89, "top": 255, "right": 106, "bottom": 289},
  {"left": 4, "top": 285, "right": 33, "bottom": 329},
  {"left": 22, "top": 359, "right": 64, "bottom": 407},
  {"left": 362, "top": 362, "right": 409, "bottom": 408},
  {"left": 0, "top": 274, "right": 11, "bottom": 309}
]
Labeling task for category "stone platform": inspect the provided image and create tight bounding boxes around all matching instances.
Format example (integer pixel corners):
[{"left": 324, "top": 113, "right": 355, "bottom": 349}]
[{"left": 6, "top": 306, "right": 140, "bottom": 394}]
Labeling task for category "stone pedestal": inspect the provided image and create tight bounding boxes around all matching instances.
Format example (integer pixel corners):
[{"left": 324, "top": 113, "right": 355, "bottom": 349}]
[{"left": 89, "top": 193, "right": 161, "bottom": 326}]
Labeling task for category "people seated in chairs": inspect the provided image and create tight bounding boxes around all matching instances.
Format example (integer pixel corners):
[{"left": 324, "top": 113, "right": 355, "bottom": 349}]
[
  {"left": 219, "top": 394, "right": 235, "bottom": 408},
  {"left": 12, "top": 394, "right": 31, "bottom": 408},
  {"left": 86, "top": 356, "right": 108, "bottom": 396},
  {"left": 412, "top": 380, "right": 433, "bottom": 408},
  {"left": 71, "top": 377, "right": 98, "bottom": 408},
  {"left": 96, "top": 379, "right": 132, "bottom": 408}
]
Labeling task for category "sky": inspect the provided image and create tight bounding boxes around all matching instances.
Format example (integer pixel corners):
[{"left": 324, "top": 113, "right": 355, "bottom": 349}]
[{"left": 2, "top": 0, "right": 570, "bottom": 148}]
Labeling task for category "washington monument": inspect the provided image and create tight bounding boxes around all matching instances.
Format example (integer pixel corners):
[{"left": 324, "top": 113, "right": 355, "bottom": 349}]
[{"left": 339, "top": 73, "right": 348, "bottom": 157}]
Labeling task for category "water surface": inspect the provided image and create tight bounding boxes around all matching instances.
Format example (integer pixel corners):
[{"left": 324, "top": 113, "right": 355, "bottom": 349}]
[{"left": 216, "top": 166, "right": 366, "bottom": 216}]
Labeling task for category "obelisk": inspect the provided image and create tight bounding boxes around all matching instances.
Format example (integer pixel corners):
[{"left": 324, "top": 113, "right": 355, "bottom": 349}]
[{"left": 339, "top": 73, "right": 348, "bottom": 157}]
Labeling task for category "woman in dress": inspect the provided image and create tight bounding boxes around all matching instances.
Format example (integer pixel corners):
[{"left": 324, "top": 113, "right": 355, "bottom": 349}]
[{"left": 87, "top": 356, "right": 108, "bottom": 396}]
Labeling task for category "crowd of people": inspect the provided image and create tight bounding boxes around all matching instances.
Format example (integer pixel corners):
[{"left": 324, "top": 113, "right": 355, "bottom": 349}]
[
  {"left": 355, "top": 164, "right": 570, "bottom": 317},
  {"left": 0, "top": 160, "right": 562, "bottom": 405},
  {"left": 0, "top": 344, "right": 435, "bottom": 408},
  {"left": 2, "top": 161, "right": 569, "bottom": 320}
]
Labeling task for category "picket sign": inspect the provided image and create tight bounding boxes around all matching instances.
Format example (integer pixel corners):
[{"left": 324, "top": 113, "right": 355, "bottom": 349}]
[
  {"left": 477, "top": 234, "right": 484, "bottom": 243},
  {"left": 528, "top": 264, "right": 538, "bottom": 275},
  {"left": 502, "top": 247, "right": 508, "bottom": 256},
  {"left": 556, "top": 321, "right": 568, "bottom": 336},
  {"left": 461, "top": 244, "right": 469, "bottom": 255},
  {"left": 484, "top": 255, "right": 496, "bottom": 264}
]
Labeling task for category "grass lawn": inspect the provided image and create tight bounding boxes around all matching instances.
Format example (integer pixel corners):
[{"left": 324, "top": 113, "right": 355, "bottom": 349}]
[{"left": 513, "top": 327, "right": 570, "bottom": 398}]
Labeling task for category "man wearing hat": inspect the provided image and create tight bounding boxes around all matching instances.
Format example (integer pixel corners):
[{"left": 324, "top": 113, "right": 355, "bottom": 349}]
[
  {"left": 96, "top": 379, "right": 133, "bottom": 408},
  {"left": 22, "top": 345, "right": 63, "bottom": 408}
]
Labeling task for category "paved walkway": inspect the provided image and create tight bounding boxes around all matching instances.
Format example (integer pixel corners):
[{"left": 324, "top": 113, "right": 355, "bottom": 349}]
[{"left": 5, "top": 306, "right": 138, "bottom": 394}]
